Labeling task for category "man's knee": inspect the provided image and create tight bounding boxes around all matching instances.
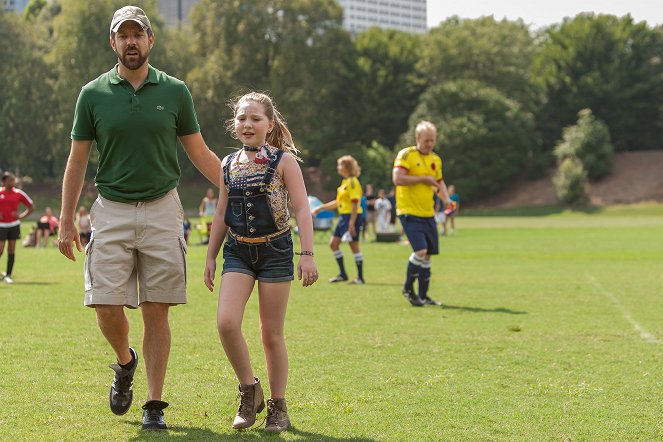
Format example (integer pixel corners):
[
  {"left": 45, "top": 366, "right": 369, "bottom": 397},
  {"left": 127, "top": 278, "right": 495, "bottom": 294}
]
[{"left": 414, "top": 249, "right": 428, "bottom": 259}]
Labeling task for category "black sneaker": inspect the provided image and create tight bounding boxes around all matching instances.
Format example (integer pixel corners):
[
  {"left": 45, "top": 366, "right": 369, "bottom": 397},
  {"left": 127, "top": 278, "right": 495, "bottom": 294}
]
[
  {"left": 329, "top": 274, "right": 348, "bottom": 283},
  {"left": 142, "top": 400, "right": 169, "bottom": 431},
  {"left": 420, "top": 295, "right": 442, "bottom": 306},
  {"left": 109, "top": 347, "right": 137, "bottom": 415},
  {"left": 402, "top": 289, "right": 424, "bottom": 307}
]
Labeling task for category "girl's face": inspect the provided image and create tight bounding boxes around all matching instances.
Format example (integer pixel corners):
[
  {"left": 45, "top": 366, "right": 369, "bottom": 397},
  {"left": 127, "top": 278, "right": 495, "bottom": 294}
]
[
  {"left": 337, "top": 162, "right": 349, "bottom": 177},
  {"left": 234, "top": 100, "right": 275, "bottom": 148}
]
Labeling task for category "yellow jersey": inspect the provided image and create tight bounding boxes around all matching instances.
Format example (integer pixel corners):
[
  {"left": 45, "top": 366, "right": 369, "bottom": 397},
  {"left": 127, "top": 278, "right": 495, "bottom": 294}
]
[
  {"left": 393, "top": 146, "right": 443, "bottom": 217},
  {"left": 336, "top": 176, "right": 363, "bottom": 215}
]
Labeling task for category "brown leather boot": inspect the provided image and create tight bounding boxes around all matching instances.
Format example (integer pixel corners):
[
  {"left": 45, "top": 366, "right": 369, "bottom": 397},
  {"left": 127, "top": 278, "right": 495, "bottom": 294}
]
[
  {"left": 232, "top": 377, "right": 265, "bottom": 429},
  {"left": 265, "top": 398, "right": 291, "bottom": 433}
]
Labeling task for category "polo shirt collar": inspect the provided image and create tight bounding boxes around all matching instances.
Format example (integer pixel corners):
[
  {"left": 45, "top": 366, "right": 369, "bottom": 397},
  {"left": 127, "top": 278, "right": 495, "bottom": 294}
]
[{"left": 108, "top": 64, "right": 159, "bottom": 85}]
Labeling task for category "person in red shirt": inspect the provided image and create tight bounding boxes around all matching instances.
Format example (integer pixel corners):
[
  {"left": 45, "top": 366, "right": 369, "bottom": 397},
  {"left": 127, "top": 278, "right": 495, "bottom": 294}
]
[{"left": 0, "top": 172, "right": 35, "bottom": 283}]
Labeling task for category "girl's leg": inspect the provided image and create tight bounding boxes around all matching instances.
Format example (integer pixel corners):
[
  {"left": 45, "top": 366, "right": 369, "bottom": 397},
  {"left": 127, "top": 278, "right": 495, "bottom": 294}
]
[
  {"left": 257, "top": 281, "right": 290, "bottom": 399},
  {"left": 217, "top": 272, "right": 256, "bottom": 385},
  {"left": 328, "top": 236, "right": 347, "bottom": 281},
  {"left": 348, "top": 241, "right": 364, "bottom": 282},
  {"left": 6, "top": 240, "right": 16, "bottom": 277}
]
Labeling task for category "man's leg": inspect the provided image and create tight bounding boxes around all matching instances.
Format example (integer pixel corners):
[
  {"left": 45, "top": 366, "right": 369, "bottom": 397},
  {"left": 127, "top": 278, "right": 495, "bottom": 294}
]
[
  {"left": 96, "top": 305, "right": 133, "bottom": 364},
  {"left": 140, "top": 302, "right": 171, "bottom": 401}
]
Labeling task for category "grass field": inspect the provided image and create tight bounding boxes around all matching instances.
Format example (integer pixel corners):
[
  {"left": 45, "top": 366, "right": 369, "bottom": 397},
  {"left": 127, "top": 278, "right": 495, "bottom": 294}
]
[{"left": 0, "top": 205, "right": 661, "bottom": 441}]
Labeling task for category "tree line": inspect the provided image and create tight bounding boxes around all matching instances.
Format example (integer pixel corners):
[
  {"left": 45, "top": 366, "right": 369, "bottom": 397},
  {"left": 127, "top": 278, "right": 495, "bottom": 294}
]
[{"left": 2, "top": 0, "right": 662, "bottom": 202}]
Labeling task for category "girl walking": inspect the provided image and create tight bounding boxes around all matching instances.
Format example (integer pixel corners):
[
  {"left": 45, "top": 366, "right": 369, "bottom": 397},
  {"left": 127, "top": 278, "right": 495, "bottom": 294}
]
[
  {"left": 204, "top": 92, "right": 318, "bottom": 432},
  {"left": 312, "top": 155, "right": 365, "bottom": 284}
]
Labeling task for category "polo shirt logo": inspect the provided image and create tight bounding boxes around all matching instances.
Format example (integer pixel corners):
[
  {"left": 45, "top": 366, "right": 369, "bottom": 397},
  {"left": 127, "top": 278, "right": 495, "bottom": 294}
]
[{"left": 156, "top": 105, "right": 164, "bottom": 110}]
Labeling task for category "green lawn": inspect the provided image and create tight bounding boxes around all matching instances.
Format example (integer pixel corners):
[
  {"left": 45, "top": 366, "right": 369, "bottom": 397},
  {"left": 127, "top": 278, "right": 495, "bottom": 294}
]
[{"left": 0, "top": 205, "right": 661, "bottom": 441}]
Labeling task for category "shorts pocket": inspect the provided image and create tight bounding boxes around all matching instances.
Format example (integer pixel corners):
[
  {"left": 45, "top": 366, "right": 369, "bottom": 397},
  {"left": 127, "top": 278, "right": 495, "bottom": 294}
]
[
  {"left": 178, "top": 237, "right": 187, "bottom": 286},
  {"left": 266, "top": 235, "right": 292, "bottom": 253},
  {"left": 84, "top": 239, "right": 94, "bottom": 291}
]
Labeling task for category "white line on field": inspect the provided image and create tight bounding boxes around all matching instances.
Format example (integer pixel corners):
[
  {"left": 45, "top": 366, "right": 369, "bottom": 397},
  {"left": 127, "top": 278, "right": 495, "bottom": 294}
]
[{"left": 588, "top": 274, "right": 660, "bottom": 344}]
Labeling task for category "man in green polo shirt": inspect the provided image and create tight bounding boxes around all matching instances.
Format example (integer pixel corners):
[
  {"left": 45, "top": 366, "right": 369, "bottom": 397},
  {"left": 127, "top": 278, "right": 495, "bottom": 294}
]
[{"left": 57, "top": 6, "right": 221, "bottom": 431}]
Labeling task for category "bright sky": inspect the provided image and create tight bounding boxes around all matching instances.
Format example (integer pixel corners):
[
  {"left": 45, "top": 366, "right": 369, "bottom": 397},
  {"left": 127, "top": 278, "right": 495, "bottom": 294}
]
[{"left": 427, "top": 0, "right": 663, "bottom": 29}]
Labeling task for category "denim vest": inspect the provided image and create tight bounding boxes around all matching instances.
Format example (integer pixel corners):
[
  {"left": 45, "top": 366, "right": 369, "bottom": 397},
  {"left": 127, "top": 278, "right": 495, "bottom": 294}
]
[{"left": 223, "top": 149, "right": 284, "bottom": 237}]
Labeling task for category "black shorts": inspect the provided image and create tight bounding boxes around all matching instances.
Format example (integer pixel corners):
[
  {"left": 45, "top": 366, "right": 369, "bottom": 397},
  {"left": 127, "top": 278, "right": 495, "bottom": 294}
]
[
  {"left": 37, "top": 222, "right": 50, "bottom": 231},
  {"left": 0, "top": 225, "right": 21, "bottom": 241}
]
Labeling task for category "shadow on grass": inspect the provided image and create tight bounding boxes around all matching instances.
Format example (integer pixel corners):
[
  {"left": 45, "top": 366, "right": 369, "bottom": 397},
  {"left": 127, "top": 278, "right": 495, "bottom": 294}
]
[
  {"left": 128, "top": 425, "right": 377, "bottom": 441},
  {"left": 442, "top": 304, "right": 528, "bottom": 315}
]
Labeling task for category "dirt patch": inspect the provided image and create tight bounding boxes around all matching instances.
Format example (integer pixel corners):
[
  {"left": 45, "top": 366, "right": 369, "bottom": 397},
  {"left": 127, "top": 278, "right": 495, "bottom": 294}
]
[{"left": 471, "top": 151, "right": 663, "bottom": 208}]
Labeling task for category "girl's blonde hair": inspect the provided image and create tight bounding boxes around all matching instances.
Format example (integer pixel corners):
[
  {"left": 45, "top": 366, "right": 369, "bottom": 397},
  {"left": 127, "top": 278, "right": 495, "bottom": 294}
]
[
  {"left": 338, "top": 155, "right": 361, "bottom": 177},
  {"left": 226, "top": 91, "right": 301, "bottom": 161}
]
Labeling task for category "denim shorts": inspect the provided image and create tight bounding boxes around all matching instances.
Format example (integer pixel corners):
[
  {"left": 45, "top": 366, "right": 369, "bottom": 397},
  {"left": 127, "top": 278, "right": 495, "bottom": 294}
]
[
  {"left": 333, "top": 214, "right": 364, "bottom": 241},
  {"left": 222, "top": 231, "right": 294, "bottom": 282},
  {"left": 399, "top": 214, "right": 439, "bottom": 255}
]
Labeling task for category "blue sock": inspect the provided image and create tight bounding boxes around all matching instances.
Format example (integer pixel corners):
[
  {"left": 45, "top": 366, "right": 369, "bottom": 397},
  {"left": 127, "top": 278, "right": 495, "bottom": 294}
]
[
  {"left": 418, "top": 262, "right": 431, "bottom": 298},
  {"left": 354, "top": 253, "right": 364, "bottom": 281},
  {"left": 333, "top": 250, "right": 347, "bottom": 278},
  {"left": 404, "top": 253, "right": 422, "bottom": 293}
]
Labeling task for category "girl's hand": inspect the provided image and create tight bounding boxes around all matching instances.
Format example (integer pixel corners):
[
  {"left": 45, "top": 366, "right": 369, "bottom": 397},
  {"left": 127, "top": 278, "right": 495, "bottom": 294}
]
[
  {"left": 297, "top": 256, "right": 318, "bottom": 287},
  {"left": 348, "top": 224, "right": 356, "bottom": 237},
  {"left": 204, "top": 259, "right": 216, "bottom": 292}
]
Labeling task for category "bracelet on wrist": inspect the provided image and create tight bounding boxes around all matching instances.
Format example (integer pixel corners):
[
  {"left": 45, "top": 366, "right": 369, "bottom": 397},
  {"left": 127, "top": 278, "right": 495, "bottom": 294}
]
[{"left": 295, "top": 251, "right": 314, "bottom": 256}]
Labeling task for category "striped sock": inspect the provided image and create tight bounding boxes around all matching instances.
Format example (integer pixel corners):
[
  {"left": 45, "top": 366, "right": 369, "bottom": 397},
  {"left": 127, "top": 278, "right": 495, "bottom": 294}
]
[
  {"left": 353, "top": 252, "right": 364, "bottom": 281},
  {"left": 404, "top": 253, "right": 423, "bottom": 293},
  {"left": 333, "top": 249, "right": 347, "bottom": 278}
]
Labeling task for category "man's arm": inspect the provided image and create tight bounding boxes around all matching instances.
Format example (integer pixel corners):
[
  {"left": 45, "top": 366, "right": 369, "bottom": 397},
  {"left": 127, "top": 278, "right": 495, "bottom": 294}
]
[
  {"left": 392, "top": 167, "right": 438, "bottom": 187},
  {"left": 58, "top": 140, "right": 92, "bottom": 261},
  {"left": 179, "top": 132, "right": 222, "bottom": 187},
  {"left": 436, "top": 179, "right": 451, "bottom": 205}
]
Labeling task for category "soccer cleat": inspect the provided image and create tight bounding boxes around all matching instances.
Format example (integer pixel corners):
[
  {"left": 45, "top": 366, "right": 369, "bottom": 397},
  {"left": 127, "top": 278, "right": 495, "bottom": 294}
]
[
  {"left": 402, "top": 289, "right": 424, "bottom": 307},
  {"left": 328, "top": 275, "right": 348, "bottom": 283},
  {"left": 420, "top": 295, "right": 442, "bottom": 306},
  {"left": 141, "top": 400, "right": 168, "bottom": 431},
  {"left": 3, "top": 275, "right": 14, "bottom": 284},
  {"left": 109, "top": 347, "right": 137, "bottom": 415},
  {"left": 348, "top": 279, "right": 365, "bottom": 285}
]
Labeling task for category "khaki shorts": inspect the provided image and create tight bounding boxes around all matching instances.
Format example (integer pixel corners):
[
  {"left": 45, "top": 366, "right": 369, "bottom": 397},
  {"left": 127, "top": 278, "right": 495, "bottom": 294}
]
[{"left": 84, "top": 189, "right": 187, "bottom": 308}]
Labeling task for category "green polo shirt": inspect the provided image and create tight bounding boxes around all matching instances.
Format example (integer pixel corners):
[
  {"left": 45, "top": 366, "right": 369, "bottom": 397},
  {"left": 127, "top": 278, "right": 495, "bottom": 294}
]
[{"left": 71, "top": 64, "right": 200, "bottom": 203}]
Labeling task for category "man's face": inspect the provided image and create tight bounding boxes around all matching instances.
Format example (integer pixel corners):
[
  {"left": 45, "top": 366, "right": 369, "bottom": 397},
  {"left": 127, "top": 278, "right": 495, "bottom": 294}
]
[
  {"left": 110, "top": 21, "right": 153, "bottom": 70},
  {"left": 416, "top": 128, "right": 437, "bottom": 154}
]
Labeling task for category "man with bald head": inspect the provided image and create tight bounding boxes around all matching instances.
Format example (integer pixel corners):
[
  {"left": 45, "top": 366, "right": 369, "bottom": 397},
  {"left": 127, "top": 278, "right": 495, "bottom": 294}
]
[{"left": 393, "top": 121, "right": 451, "bottom": 307}]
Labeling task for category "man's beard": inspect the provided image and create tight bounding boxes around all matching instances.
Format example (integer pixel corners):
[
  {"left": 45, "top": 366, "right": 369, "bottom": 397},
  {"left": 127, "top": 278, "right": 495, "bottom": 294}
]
[{"left": 116, "top": 47, "right": 150, "bottom": 70}]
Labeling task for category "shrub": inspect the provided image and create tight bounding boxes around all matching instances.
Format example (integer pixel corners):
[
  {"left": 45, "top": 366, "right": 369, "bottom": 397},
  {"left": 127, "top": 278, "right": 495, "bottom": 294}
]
[
  {"left": 554, "top": 109, "right": 614, "bottom": 181},
  {"left": 553, "top": 157, "right": 589, "bottom": 206}
]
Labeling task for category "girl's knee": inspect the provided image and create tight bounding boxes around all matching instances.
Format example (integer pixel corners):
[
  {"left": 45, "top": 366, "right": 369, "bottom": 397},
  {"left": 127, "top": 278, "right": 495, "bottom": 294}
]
[
  {"left": 260, "top": 327, "right": 285, "bottom": 349},
  {"left": 217, "top": 317, "right": 241, "bottom": 337}
]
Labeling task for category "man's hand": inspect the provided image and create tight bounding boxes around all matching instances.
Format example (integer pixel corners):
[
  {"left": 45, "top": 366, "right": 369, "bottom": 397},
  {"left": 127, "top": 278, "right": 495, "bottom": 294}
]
[{"left": 58, "top": 218, "right": 83, "bottom": 261}]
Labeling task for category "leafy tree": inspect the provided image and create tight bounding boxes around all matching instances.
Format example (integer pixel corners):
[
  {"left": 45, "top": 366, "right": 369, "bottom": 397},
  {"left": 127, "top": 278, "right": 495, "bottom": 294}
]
[
  {"left": 554, "top": 109, "right": 613, "bottom": 181},
  {"left": 553, "top": 157, "right": 589, "bottom": 207},
  {"left": 419, "top": 16, "right": 539, "bottom": 111},
  {"left": 535, "top": 14, "right": 663, "bottom": 152},
  {"left": 0, "top": 11, "right": 57, "bottom": 176},
  {"left": 353, "top": 28, "right": 424, "bottom": 147},
  {"left": 403, "top": 80, "right": 536, "bottom": 202},
  {"left": 187, "top": 0, "right": 359, "bottom": 163},
  {"left": 318, "top": 141, "right": 394, "bottom": 192}
]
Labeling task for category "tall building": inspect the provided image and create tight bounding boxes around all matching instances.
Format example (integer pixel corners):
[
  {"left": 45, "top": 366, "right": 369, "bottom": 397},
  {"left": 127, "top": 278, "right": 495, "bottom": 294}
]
[
  {"left": 157, "top": 0, "right": 198, "bottom": 28},
  {"left": 156, "top": 0, "right": 427, "bottom": 34},
  {"left": 337, "top": 0, "right": 427, "bottom": 34},
  {"left": 3, "top": 0, "right": 29, "bottom": 13}
]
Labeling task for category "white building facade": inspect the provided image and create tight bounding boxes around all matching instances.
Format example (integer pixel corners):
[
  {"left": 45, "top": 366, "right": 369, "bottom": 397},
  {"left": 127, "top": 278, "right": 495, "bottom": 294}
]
[
  {"left": 156, "top": 0, "right": 427, "bottom": 34},
  {"left": 337, "top": 0, "right": 427, "bottom": 34}
]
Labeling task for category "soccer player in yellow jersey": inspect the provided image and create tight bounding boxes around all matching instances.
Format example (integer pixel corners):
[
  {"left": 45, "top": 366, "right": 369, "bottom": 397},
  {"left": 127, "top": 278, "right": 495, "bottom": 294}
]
[
  {"left": 312, "top": 155, "right": 365, "bottom": 284},
  {"left": 393, "top": 121, "right": 451, "bottom": 306}
]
